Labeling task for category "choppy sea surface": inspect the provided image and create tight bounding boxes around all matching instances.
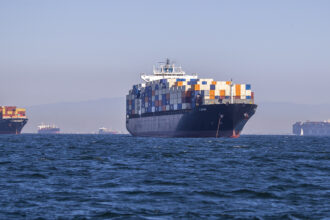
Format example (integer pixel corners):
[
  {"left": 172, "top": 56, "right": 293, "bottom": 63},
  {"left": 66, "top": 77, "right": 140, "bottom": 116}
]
[{"left": 0, "top": 134, "right": 329, "bottom": 219}]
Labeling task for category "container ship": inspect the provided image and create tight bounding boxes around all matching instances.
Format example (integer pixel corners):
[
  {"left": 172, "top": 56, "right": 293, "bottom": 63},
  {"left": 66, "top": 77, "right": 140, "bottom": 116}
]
[
  {"left": 37, "top": 124, "right": 60, "bottom": 134},
  {"left": 0, "top": 106, "right": 28, "bottom": 134},
  {"left": 293, "top": 120, "right": 330, "bottom": 136},
  {"left": 126, "top": 59, "right": 257, "bottom": 138}
]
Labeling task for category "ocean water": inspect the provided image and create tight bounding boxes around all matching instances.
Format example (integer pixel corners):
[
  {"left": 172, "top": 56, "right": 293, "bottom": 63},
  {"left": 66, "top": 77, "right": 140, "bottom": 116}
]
[{"left": 0, "top": 135, "right": 329, "bottom": 219}]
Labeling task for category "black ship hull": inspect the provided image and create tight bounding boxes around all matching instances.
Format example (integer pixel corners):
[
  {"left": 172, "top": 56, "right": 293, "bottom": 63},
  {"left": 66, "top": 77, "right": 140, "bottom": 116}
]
[
  {"left": 0, "top": 118, "right": 28, "bottom": 134},
  {"left": 126, "top": 104, "right": 257, "bottom": 138}
]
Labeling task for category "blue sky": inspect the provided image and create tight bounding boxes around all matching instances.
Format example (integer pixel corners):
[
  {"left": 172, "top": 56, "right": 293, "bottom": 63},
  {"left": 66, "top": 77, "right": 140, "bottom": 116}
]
[{"left": 1, "top": 0, "right": 330, "bottom": 106}]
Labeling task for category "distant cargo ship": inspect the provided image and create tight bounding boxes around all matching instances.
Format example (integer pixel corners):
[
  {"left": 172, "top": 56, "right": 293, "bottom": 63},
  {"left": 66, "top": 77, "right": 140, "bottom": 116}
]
[
  {"left": 126, "top": 59, "right": 257, "bottom": 138},
  {"left": 38, "top": 124, "right": 60, "bottom": 134},
  {"left": 0, "top": 106, "right": 28, "bottom": 134},
  {"left": 293, "top": 120, "right": 330, "bottom": 136},
  {"left": 98, "top": 127, "right": 117, "bottom": 134}
]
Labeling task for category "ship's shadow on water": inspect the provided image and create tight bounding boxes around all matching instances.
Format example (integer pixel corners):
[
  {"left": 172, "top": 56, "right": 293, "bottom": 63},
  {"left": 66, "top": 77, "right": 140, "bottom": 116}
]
[{"left": 0, "top": 134, "right": 329, "bottom": 219}]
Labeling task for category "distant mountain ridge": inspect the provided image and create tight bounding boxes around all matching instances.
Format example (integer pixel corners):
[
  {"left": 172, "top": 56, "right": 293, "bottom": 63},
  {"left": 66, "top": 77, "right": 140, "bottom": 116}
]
[{"left": 23, "top": 99, "right": 330, "bottom": 134}]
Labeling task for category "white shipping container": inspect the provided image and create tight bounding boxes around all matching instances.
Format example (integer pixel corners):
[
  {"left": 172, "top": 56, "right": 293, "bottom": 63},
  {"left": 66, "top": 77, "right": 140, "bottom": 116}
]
[
  {"left": 246, "top": 90, "right": 251, "bottom": 96},
  {"left": 241, "top": 84, "right": 246, "bottom": 96},
  {"left": 200, "top": 85, "right": 209, "bottom": 90},
  {"left": 166, "top": 105, "right": 170, "bottom": 111}
]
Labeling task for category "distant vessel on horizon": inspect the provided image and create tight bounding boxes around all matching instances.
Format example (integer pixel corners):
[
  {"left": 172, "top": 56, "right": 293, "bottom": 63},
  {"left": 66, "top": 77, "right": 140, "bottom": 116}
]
[
  {"left": 293, "top": 120, "right": 330, "bottom": 136},
  {"left": 38, "top": 124, "right": 60, "bottom": 134},
  {"left": 98, "top": 127, "right": 117, "bottom": 135}
]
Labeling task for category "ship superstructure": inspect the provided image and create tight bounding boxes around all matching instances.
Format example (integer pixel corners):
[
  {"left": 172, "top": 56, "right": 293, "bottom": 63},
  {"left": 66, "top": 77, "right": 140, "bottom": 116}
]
[
  {"left": 0, "top": 106, "right": 28, "bottom": 134},
  {"left": 126, "top": 59, "right": 257, "bottom": 138}
]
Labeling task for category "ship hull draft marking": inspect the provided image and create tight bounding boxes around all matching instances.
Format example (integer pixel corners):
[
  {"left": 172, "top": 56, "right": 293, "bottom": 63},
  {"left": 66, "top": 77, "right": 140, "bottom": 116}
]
[{"left": 127, "top": 104, "right": 256, "bottom": 138}]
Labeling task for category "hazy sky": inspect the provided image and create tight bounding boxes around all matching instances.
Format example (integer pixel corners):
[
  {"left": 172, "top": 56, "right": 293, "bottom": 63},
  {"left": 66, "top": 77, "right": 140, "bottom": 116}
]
[{"left": 1, "top": 0, "right": 330, "bottom": 106}]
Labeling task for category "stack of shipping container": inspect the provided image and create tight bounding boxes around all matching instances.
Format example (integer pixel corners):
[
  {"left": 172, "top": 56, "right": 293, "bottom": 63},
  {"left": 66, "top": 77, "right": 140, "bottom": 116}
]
[
  {"left": 126, "top": 78, "right": 254, "bottom": 116},
  {"left": 0, "top": 106, "right": 27, "bottom": 119}
]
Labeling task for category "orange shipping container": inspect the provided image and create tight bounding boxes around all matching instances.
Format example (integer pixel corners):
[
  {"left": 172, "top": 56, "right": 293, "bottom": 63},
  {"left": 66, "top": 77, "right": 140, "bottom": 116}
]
[
  {"left": 220, "top": 90, "right": 225, "bottom": 96},
  {"left": 177, "top": 81, "right": 183, "bottom": 86},
  {"left": 210, "top": 95, "right": 215, "bottom": 99},
  {"left": 235, "top": 84, "right": 241, "bottom": 96},
  {"left": 210, "top": 90, "right": 215, "bottom": 96},
  {"left": 212, "top": 81, "right": 217, "bottom": 85},
  {"left": 226, "top": 81, "right": 231, "bottom": 85},
  {"left": 193, "top": 84, "right": 200, "bottom": 91}
]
